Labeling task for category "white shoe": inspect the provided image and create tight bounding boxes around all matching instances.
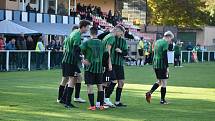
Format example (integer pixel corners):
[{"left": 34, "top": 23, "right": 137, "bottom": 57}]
[
  {"left": 96, "top": 102, "right": 100, "bottom": 108},
  {"left": 74, "top": 98, "right": 86, "bottom": 103},
  {"left": 104, "top": 98, "right": 116, "bottom": 108},
  {"left": 56, "top": 99, "right": 60, "bottom": 103},
  {"left": 103, "top": 105, "right": 109, "bottom": 109}
]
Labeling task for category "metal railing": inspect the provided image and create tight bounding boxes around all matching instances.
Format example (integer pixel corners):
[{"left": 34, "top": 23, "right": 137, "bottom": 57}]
[
  {"left": 0, "top": 50, "right": 63, "bottom": 71},
  {"left": 0, "top": 50, "right": 215, "bottom": 72},
  {"left": 181, "top": 51, "right": 215, "bottom": 63}
]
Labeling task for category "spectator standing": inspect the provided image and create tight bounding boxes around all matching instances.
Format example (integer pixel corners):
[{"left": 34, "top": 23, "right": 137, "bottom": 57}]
[
  {"left": 35, "top": 36, "right": 45, "bottom": 70},
  {"left": 16, "top": 34, "right": 28, "bottom": 70},
  {"left": 87, "top": 4, "right": 92, "bottom": 12},
  {"left": 47, "top": 6, "right": 55, "bottom": 14},
  {"left": 26, "top": 3, "right": 33, "bottom": 12},
  {"left": 54, "top": 39, "right": 62, "bottom": 67},
  {"left": 192, "top": 44, "right": 201, "bottom": 62},
  {"left": 0, "top": 36, "right": 6, "bottom": 71},
  {"left": 6, "top": 38, "right": 16, "bottom": 69},
  {"left": 136, "top": 38, "right": 144, "bottom": 66},
  {"left": 26, "top": 36, "right": 35, "bottom": 50},
  {"left": 107, "top": 10, "right": 113, "bottom": 23},
  {"left": 186, "top": 42, "right": 193, "bottom": 51}
]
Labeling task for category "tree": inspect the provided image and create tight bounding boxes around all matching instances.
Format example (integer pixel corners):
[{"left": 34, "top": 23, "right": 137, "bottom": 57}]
[
  {"left": 204, "top": 0, "right": 215, "bottom": 26},
  {"left": 147, "top": 0, "right": 207, "bottom": 28}
]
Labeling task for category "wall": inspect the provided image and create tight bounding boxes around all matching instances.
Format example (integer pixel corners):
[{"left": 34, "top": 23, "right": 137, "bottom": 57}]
[
  {"left": 0, "top": 0, "right": 6, "bottom": 9},
  {"left": 6, "top": 0, "right": 19, "bottom": 10},
  {"left": 196, "top": 30, "right": 204, "bottom": 45},
  {"left": 204, "top": 26, "right": 215, "bottom": 46},
  {"left": 76, "top": 0, "right": 115, "bottom": 12}
]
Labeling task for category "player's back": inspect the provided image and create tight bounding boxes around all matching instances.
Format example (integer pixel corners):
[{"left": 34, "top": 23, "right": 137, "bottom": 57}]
[
  {"left": 85, "top": 39, "right": 104, "bottom": 63},
  {"left": 153, "top": 39, "right": 168, "bottom": 69},
  {"left": 82, "top": 38, "right": 104, "bottom": 73},
  {"left": 64, "top": 29, "right": 81, "bottom": 53},
  {"left": 153, "top": 39, "right": 168, "bottom": 59}
]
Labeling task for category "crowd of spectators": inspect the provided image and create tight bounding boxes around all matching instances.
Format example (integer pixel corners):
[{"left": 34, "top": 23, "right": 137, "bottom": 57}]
[
  {"left": 0, "top": 34, "right": 64, "bottom": 71},
  {"left": 76, "top": 3, "right": 122, "bottom": 26}
]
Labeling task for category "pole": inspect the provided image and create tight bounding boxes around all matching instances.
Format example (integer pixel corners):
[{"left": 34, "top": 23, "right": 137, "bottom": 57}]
[
  {"left": 145, "top": 0, "right": 148, "bottom": 32},
  {"left": 28, "top": 51, "right": 31, "bottom": 71},
  {"left": 22, "top": 0, "right": 25, "bottom": 11},
  {"left": 55, "top": 0, "right": 58, "bottom": 14},
  {"left": 48, "top": 51, "right": 51, "bottom": 70},
  {"left": 208, "top": 52, "right": 210, "bottom": 61},
  {"left": 40, "top": 0, "right": 44, "bottom": 13},
  {"left": 74, "top": 0, "right": 77, "bottom": 12},
  {"left": 68, "top": 0, "right": 71, "bottom": 16},
  {"left": 188, "top": 51, "right": 190, "bottom": 63},
  {"left": 6, "top": 51, "right": 9, "bottom": 71}
]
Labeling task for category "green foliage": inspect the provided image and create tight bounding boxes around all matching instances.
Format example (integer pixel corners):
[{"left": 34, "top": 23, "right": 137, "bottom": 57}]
[
  {"left": 147, "top": 0, "right": 212, "bottom": 28},
  {"left": 204, "top": 0, "right": 215, "bottom": 25}
]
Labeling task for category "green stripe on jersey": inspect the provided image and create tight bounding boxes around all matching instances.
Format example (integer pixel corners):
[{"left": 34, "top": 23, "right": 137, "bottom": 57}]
[
  {"left": 112, "top": 37, "right": 128, "bottom": 66},
  {"left": 153, "top": 39, "right": 168, "bottom": 69},
  {"left": 62, "top": 29, "right": 81, "bottom": 64},
  {"left": 80, "top": 38, "right": 105, "bottom": 73}
]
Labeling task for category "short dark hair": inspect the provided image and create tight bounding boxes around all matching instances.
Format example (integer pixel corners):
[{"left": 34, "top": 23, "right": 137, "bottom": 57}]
[
  {"left": 79, "top": 20, "right": 91, "bottom": 29},
  {"left": 90, "top": 27, "right": 98, "bottom": 35},
  {"left": 72, "top": 25, "right": 79, "bottom": 31}
]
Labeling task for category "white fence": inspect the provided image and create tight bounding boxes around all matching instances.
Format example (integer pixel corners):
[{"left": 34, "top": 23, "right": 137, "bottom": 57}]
[
  {"left": 0, "top": 50, "right": 215, "bottom": 72},
  {"left": 0, "top": 50, "right": 63, "bottom": 71},
  {"left": 181, "top": 51, "right": 215, "bottom": 63}
]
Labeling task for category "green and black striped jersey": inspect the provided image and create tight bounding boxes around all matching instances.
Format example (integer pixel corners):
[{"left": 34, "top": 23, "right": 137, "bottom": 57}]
[
  {"left": 62, "top": 29, "right": 81, "bottom": 64},
  {"left": 103, "top": 33, "right": 128, "bottom": 66},
  {"left": 174, "top": 44, "right": 181, "bottom": 55},
  {"left": 153, "top": 39, "right": 169, "bottom": 69},
  {"left": 103, "top": 33, "right": 116, "bottom": 48},
  {"left": 80, "top": 38, "right": 105, "bottom": 73},
  {"left": 112, "top": 37, "right": 128, "bottom": 66}
]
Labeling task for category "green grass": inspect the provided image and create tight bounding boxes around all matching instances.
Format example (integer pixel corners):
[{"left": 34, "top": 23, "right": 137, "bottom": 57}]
[{"left": 0, "top": 62, "right": 215, "bottom": 121}]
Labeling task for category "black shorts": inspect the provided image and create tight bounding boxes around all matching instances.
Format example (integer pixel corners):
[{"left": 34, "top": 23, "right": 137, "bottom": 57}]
[
  {"left": 62, "top": 63, "right": 81, "bottom": 77},
  {"left": 138, "top": 49, "right": 144, "bottom": 56},
  {"left": 174, "top": 54, "right": 180, "bottom": 60},
  {"left": 113, "top": 65, "right": 125, "bottom": 80},
  {"left": 84, "top": 71, "right": 103, "bottom": 85},
  {"left": 103, "top": 69, "right": 116, "bottom": 82},
  {"left": 154, "top": 68, "right": 169, "bottom": 79}
]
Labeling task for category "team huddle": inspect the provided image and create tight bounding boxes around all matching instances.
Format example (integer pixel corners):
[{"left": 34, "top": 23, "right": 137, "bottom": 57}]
[{"left": 56, "top": 20, "right": 175, "bottom": 110}]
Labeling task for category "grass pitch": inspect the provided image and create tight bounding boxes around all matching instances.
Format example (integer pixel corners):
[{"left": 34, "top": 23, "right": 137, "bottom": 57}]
[{"left": 0, "top": 62, "right": 215, "bottom": 121}]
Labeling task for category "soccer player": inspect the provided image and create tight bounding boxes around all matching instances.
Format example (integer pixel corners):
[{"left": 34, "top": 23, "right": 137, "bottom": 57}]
[
  {"left": 136, "top": 38, "right": 144, "bottom": 66},
  {"left": 58, "top": 20, "right": 91, "bottom": 109},
  {"left": 145, "top": 31, "right": 174, "bottom": 104},
  {"left": 57, "top": 25, "right": 86, "bottom": 104},
  {"left": 80, "top": 27, "right": 105, "bottom": 111},
  {"left": 103, "top": 25, "right": 128, "bottom": 107},
  {"left": 174, "top": 41, "right": 182, "bottom": 67}
]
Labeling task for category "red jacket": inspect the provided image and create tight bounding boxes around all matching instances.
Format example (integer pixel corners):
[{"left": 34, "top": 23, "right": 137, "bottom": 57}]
[{"left": 0, "top": 38, "right": 5, "bottom": 50}]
